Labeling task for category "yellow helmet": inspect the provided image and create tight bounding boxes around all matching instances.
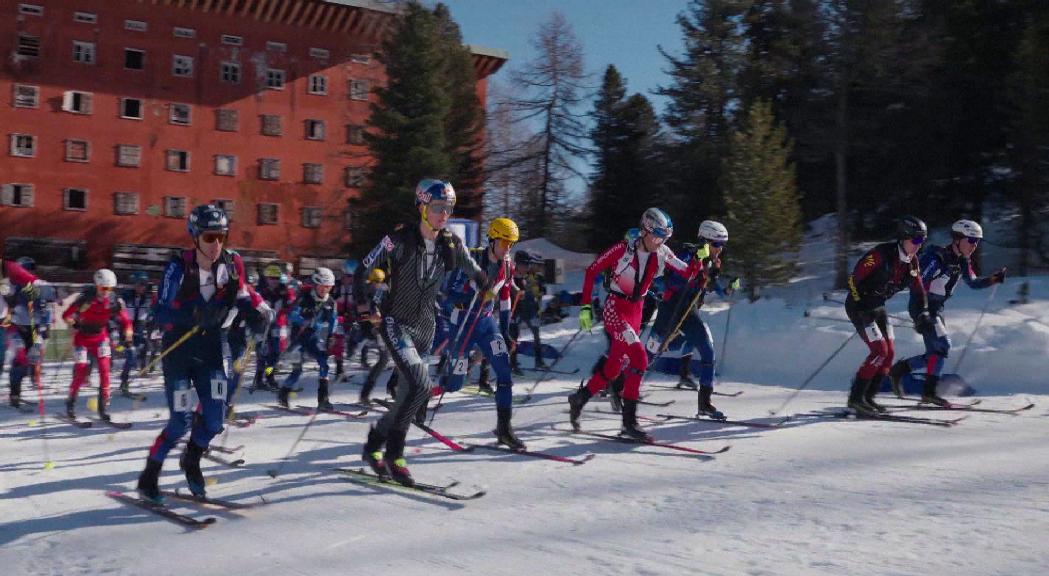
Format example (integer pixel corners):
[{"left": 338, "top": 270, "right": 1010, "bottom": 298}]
[
  {"left": 488, "top": 217, "right": 520, "bottom": 243},
  {"left": 368, "top": 268, "right": 386, "bottom": 284},
  {"left": 263, "top": 264, "right": 283, "bottom": 278}
]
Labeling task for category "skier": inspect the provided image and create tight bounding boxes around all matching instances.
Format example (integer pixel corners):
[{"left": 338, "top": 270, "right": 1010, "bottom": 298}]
[
  {"left": 889, "top": 219, "right": 1006, "bottom": 405},
  {"left": 61, "top": 269, "right": 134, "bottom": 420},
  {"left": 119, "top": 271, "right": 157, "bottom": 396},
  {"left": 223, "top": 280, "right": 271, "bottom": 420},
  {"left": 357, "top": 267, "right": 392, "bottom": 405},
  {"left": 331, "top": 259, "right": 363, "bottom": 380},
  {"left": 646, "top": 221, "right": 741, "bottom": 420},
  {"left": 844, "top": 215, "right": 931, "bottom": 415},
  {"left": 510, "top": 249, "right": 546, "bottom": 375},
  {"left": 254, "top": 264, "right": 296, "bottom": 391},
  {"left": 277, "top": 267, "right": 338, "bottom": 411},
  {"left": 2, "top": 256, "right": 48, "bottom": 408},
  {"left": 356, "top": 179, "right": 486, "bottom": 486},
  {"left": 432, "top": 217, "right": 526, "bottom": 450},
  {"left": 135, "top": 204, "right": 267, "bottom": 501},
  {"left": 567, "top": 208, "right": 701, "bottom": 440}
]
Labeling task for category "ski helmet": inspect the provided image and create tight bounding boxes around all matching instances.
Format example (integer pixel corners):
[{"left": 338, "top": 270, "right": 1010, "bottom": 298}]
[
  {"left": 897, "top": 215, "right": 928, "bottom": 241},
  {"left": 15, "top": 256, "right": 35, "bottom": 271},
  {"left": 94, "top": 268, "right": 118, "bottom": 288},
  {"left": 247, "top": 269, "right": 260, "bottom": 285},
  {"left": 640, "top": 208, "right": 673, "bottom": 239},
  {"left": 130, "top": 271, "right": 150, "bottom": 285},
  {"left": 187, "top": 204, "right": 230, "bottom": 239},
  {"left": 415, "top": 179, "right": 456, "bottom": 206},
  {"left": 368, "top": 268, "right": 386, "bottom": 284},
  {"left": 311, "top": 267, "right": 336, "bottom": 287},
  {"left": 488, "top": 217, "right": 520, "bottom": 243},
  {"left": 698, "top": 220, "right": 729, "bottom": 244},
  {"left": 951, "top": 219, "right": 983, "bottom": 240},
  {"left": 343, "top": 259, "right": 359, "bottom": 276},
  {"left": 263, "top": 264, "right": 284, "bottom": 279}
]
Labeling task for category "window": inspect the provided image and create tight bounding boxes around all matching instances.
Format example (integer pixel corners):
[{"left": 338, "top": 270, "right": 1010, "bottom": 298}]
[
  {"left": 302, "top": 207, "right": 322, "bottom": 228},
  {"left": 65, "top": 139, "right": 90, "bottom": 162},
  {"left": 10, "top": 134, "right": 35, "bottom": 158},
  {"left": 213, "top": 199, "right": 235, "bottom": 221},
  {"left": 309, "top": 47, "right": 330, "bottom": 60},
  {"left": 13, "top": 84, "right": 39, "bottom": 108},
  {"left": 17, "top": 34, "right": 41, "bottom": 57},
  {"left": 116, "top": 145, "right": 141, "bottom": 167},
  {"left": 124, "top": 49, "right": 145, "bottom": 70},
  {"left": 18, "top": 4, "right": 43, "bottom": 16},
  {"left": 266, "top": 69, "right": 285, "bottom": 90},
  {"left": 344, "top": 166, "right": 365, "bottom": 187},
  {"left": 346, "top": 124, "right": 365, "bottom": 145},
  {"left": 257, "top": 203, "right": 279, "bottom": 225},
  {"left": 113, "top": 192, "right": 139, "bottom": 215},
  {"left": 265, "top": 41, "right": 287, "bottom": 52},
  {"left": 164, "top": 196, "right": 188, "bottom": 218},
  {"left": 221, "top": 35, "right": 243, "bottom": 46},
  {"left": 216, "top": 109, "right": 238, "bottom": 132},
  {"left": 343, "top": 208, "right": 355, "bottom": 231},
  {"left": 169, "top": 103, "right": 192, "bottom": 126},
  {"left": 307, "top": 74, "right": 327, "bottom": 95},
  {"left": 173, "top": 27, "right": 196, "bottom": 39},
  {"left": 258, "top": 159, "right": 280, "bottom": 180},
  {"left": 62, "top": 91, "right": 93, "bottom": 114},
  {"left": 64, "top": 188, "right": 88, "bottom": 211},
  {"left": 303, "top": 163, "right": 323, "bottom": 184},
  {"left": 220, "top": 62, "right": 241, "bottom": 84},
  {"left": 72, "top": 41, "right": 96, "bottom": 64},
  {"left": 166, "top": 150, "right": 190, "bottom": 172},
  {"left": 305, "top": 120, "right": 325, "bottom": 141},
  {"left": 351, "top": 53, "right": 371, "bottom": 64},
  {"left": 260, "top": 115, "right": 282, "bottom": 136},
  {"left": 1, "top": 184, "right": 35, "bottom": 208},
  {"left": 349, "top": 79, "right": 369, "bottom": 101},
  {"left": 172, "top": 55, "right": 193, "bottom": 77},
  {"left": 124, "top": 20, "right": 147, "bottom": 32},
  {"left": 120, "top": 97, "right": 142, "bottom": 119},
  {"left": 214, "top": 155, "right": 237, "bottom": 176},
  {"left": 73, "top": 12, "right": 97, "bottom": 24}
]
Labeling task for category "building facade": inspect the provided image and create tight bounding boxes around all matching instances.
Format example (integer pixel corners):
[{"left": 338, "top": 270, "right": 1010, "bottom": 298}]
[{"left": 0, "top": 0, "right": 506, "bottom": 279}]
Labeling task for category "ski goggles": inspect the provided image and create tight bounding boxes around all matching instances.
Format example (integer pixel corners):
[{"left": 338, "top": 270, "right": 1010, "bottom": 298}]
[
  {"left": 200, "top": 232, "right": 227, "bottom": 244},
  {"left": 909, "top": 235, "right": 926, "bottom": 245},
  {"left": 647, "top": 226, "right": 672, "bottom": 240},
  {"left": 427, "top": 202, "right": 454, "bottom": 215},
  {"left": 963, "top": 237, "right": 980, "bottom": 246},
  {"left": 96, "top": 286, "right": 113, "bottom": 293},
  {"left": 710, "top": 240, "right": 726, "bottom": 248}
]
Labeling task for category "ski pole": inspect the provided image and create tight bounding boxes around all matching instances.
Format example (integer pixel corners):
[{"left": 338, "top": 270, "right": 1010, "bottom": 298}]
[
  {"left": 515, "top": 327, "right": 585, "bottom": 402},
  {"left": 952, "top": 283, "right": 998, "bottom": 374},
  {"left": 717, "top": 300, "right": 734, "bottom": 375},
  {"left": 429, "top": 291, "right": 485, "bottom": 425},
  {"left": 220, "top": 338, "right": 256, "bottom": 446},
  {"left": 266, "top": 407, "right": 320, "bottom": 479},
  {"left": 768, "top": 331, "right": 858, "bottom": 417},
  {"left": 137, "top": 326, "right": 199, "bottom": 377}
]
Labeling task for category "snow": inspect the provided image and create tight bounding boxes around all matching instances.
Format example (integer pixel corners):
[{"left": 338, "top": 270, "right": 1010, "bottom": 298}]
[{"left": 3, "top": 224, "right": 1048, "bottom": 576}]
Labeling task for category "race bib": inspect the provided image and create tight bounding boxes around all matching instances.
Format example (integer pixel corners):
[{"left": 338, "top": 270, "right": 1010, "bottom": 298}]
[
  {"left": 621, "top": 327, "right": 640, "bottom": 345},
  {"left": 173, "top": 387, "right": 192, "bottom": 412},
  {"left": 490, "top": 338, "right": 508, "bottom": 356},
  {"left": 74, "top": 347, "right": 89, "bottom": 364},
  {"left": 934, "top": 317, "right": 947, "bottom": 338},
  {"left": 645, "top": 337, "right": 661, "bottom": 354},
  {"left": 98, "top": 341, "right": 112, "bottom": 358},
  {"left": 453, "top": 358, "right": 469, "bottom": 375},
  {"left": 884, "top": 323, "right": 895, "bottom": 341},
  {"left": 864, "top": 323, "right": 884, "bottom": 342},
  {"left": 211, "top": 377, "right": 227, "bottom": 400}
]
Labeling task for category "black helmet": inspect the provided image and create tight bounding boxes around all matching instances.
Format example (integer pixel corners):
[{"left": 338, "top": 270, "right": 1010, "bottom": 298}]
[
  {"left": 187, "top": 204, "right": 230, "bottom": 239},
  {"left": 897, "top": 215, "right": 927, "bottom": 241}
]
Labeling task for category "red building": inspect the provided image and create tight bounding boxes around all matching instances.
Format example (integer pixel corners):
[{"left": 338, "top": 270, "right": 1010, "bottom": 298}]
[{"left": 0, "top": 0, "right": 506, "bottom": 280}]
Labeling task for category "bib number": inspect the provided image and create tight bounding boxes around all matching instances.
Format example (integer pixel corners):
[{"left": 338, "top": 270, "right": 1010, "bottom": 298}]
[
  {"left": 453, "top": 358, "right": 469, "bottom": 375},
  {"left": 620, "top": 327, "right": 640, "bottom": 345},
  {"left": 645, "top": 337, "right": 661, "bottom": 354},
  {"left": 864, "top": 323, "right": 884, "bottom": 342},
  {"left": 173, "top": 387, "right": 192, "bottom": 412},
  {"left": 490, "top": 338, "right": 508, "bottom": 356},
  {"left": 74, "top": 347, "right": 89, "bottom": 364},
  {"left": 211, "top": 377, "right": 227, "bottom": 400},
  {"left": 98, "top": 341, "right": 111, "bottom": 358}
]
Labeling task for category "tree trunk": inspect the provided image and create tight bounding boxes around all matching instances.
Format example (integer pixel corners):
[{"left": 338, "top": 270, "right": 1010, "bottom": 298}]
[{"left": 833, "top": 71, "right": 850, "bottom": 290}]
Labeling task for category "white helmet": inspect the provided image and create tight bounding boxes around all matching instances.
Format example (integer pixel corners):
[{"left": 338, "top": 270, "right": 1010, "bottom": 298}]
[
  {"left": 951, "top": 219, "right": 983, "bottom": 239},
  {"left": 94, "top": 268, "right": 118, "bottom": 288},
  {"left": 311, "top": 267, "right": 336, "bottom": 287},
  {"left": 698, "top": 220, "right": 729, "bottom": 243},
  {"left": 640, "top": 208, "right": 673, "bottom": 239}
]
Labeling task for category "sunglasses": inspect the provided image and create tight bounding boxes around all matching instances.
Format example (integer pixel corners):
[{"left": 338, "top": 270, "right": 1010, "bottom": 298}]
[
  {"left": 964, "top": 237, "right": 980, "bottom": 246},
  {"left": 710, "top": 241, "right": 726, "bottom": 248},
  {"left": 200, "top": 232, "right": 226, "bottom": 244},
  {"left": 97, "top": 286, "right": 113, "bottom": 292},
  {"left": 910, "top": 236, "right": 926, "bottom": 245},
  {"left": 428, "top": 203, "right": 454, "bottom": 215},
  {"left": 648, "top": 228, "right": 672, "bottom": 240},
  {"left": 496, "top": 239, "right": 515, "bottom": 249}
]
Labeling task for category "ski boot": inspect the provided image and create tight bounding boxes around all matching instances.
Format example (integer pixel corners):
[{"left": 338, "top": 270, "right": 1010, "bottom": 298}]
[
  {"left": 362, "top": 426, "right": 389, "bottom": 477},
  {"left": 9, "top": 394, "right": 21, "bottom": 409},
  {"left": 65, "top": 395, "right": 77, "bottom": 419},
  {"left": 567, "top": 384, "right": 592, "bottom": 431},
  {"left": 476, "top": 363, "right": 494, "bottom": 395},
  {"left": 119, "top": 376, "right": 131, "bottom": 397},
  {"left": 413, "top": 396, "right": 429, "bottom": 427},
  {"left": 495, "top": 406, "right": 526, "bottom": 451},
  {"left": 136, "top": 459, "right": 164, "bottom": 503},
  {"left": 863, "top": 376, "right": 887, "bottom": 413},
  {"left": 225, "top": 404, "right": 237, "bottom": 422},
  {"left": 384, "top": 429, "right": 414, "bottom": 487},
  {"left": 677, "top": 354, "right": 698, "bottom": 390},
  {"left": 846, "top": 377, "right": 876, "bottom": 416},
  {"left": 179, "top": 442, "right": 207, "bottom": 498},
  {"left": 889, "top": 360, "right": 909, "bottom": 398},
  {"left": 97, "top": 395, "right": 111, "bottom": 422},
  {"left": 359, "top": 378, "right": 375, "bottom": 406},
  {"left": 510, "top": 350, "right": 524, "bottom": 376},
  {"left": 920, "top": 374, "right": 950, "bottom": 407},
  {"left": 317, "top": 377, "right": 334, "bottom": 411},
  {"left": 608, "top": 377, "right": 624, "bottom": 413},
  {"left": 277, "top": 386, "right": 291, "bottom": 408},
  {"left": 619, "top": 399, "right": 653, "bottom": 442},
  {"left": 697, "top": 385, "right": 726, "bottom": 421}
]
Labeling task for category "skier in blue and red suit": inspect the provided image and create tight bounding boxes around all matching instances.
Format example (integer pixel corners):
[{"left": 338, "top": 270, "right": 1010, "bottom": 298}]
[
  {"left": 1, "top": 256, "right": 48, "bottom": 408},
  {"left": 136, "top": 204, "right": 270, "bottom": 501}
]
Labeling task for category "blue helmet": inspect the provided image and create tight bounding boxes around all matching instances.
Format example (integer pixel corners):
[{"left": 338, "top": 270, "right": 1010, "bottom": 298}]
[
  {"left": 187, "top": 204, "right": 230, "bottom": 239},
  {"left": 130, "top": 271, "right": 150, "bottom": 285},
  {"left": 343, "top": 259, "right": 359, "bottom": 276},
  {"left": 415, "top": 179, "right": 456, "bottom": 206},
  {"left": 15, "top": 256, "right": 35, "bottom": 271},
  {"left": 640, "top": 208, "right": 673, "bottom": 239}
]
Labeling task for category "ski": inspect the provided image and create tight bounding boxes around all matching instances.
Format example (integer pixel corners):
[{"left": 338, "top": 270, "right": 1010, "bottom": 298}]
[
  {"left": 555, "top": 425, "right": 730, "bottom": 456},
  {"left": 832, "top": 410, "right": 966, "bottom": 427},
  {"left": 295, "top": 405, "right": 369, "bottom": 419},
  {"left": 4, "top": 402, "right": 36, "bottom": 414},
  {"left": 657, "top": 413, "right": 781, "bottom": 429},
  {"left": 896, "top": 397, "right": 981, "bottom": 407},
  {"left": 95, "top": 416, "right": 133, "bottom": 429},
  {"left": 167, "top": 489, "right": 264, "bottom": 510},
  {"left": 182, "top": 440, "right": 242, "bottom": 454},
  {"left": 460, "top": 385, "right": 495, "bottom": 397},
  {"left": 268, "top": 404, "right": 313, "bottom": 416},
  {"left": 637, "top": 398, "right": 675, "bottom": 408},
  {"left": 106, "top": 490, "right": 216, "bottom": 529},
  {"left": 650, "top": 384, "right": 744, "bottom": 398},
  {"left": 465, "top": 443, "right": 595, "bottom": 466},
  {"left": 203, "top": 451, "right": 245, "bottom": 468},
  {"left": 522, "top": 366, "right": 580, "bottom": 375},
  {"left": 118, "top": 390, "right": 148, "bottom": 402},
  {"left": 896, "top": 402, "right": 1034, "bottom": 415},
  {"left": 570, "top": 408, "right": 671, "bottom": 423},
  {"left": 53, "top": 413, "right": 93, "bottom": 428},
  {"left": 225, "top": 415, "right": 258, "bottom": 428},
  {"left": 339, "top": 401, "right": 388, "bottom": 414},
  {"left": 333, "top": 467, "right": 485, "bottom": 501},
  {"left": 373, "top": 399, "right": 473, "bottom": 452}
]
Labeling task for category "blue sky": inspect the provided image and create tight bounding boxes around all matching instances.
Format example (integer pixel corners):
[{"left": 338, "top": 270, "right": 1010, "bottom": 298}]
[{"left": 430, "top": 0, "right": 689, "bottom": 114}]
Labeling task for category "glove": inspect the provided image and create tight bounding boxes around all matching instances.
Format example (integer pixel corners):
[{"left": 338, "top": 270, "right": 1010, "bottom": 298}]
[
  {"left": 579, "top": 304, "right": 593, "bottom": 332},
  {"left": 124, "top": 329, "right": 134, "bottom": 345},
  {"left": 914, "top": 311, "right": 933, "bottom": 333},
  {"left": 728, "top": 277, "right": 741, "bottom": 293},
  {"left": 991, "top": 267, "right": 1007, "bottom": 284},
  {"left": 695, "top": 243, "right": 710, "bottom": 260},
  {"left": 20, "top": 282, "right": 40, "bottom": 301}
]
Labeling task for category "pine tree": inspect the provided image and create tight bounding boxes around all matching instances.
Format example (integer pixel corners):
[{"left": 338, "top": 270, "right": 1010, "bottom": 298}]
[{"left": 722, "top": 101, "right": 802, "bottom": 300}]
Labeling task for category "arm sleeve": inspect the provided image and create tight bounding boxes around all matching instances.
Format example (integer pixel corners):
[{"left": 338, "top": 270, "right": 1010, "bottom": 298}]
[
  {"left": 61, "top": 295, "right": 82, "bottom": 323},
  {"left": 963, "top": 259, "right": 994, "bottom": 289},
  {"left": 582, "top": 242, "right": 626, "bottom": 306},
  {"left": 115, "top": 301, "right": 133, "bottom": 332},
  {"left": 155, "top": 258, "right": 191, "bottom": 329},
  {"left": 455, "top": 238, "right": 486, "bottom": 287},
  {"left": 356, "top": 235, "right": 394, "bottom": 312},
  {"left": 910, "top": 259, "right": 928, "bottom": 311},
  {"left": 848, "top": 249, "right": 881, "bottom": 304},
  {"left": 4, "top": 260, "right": 38, "bottom": 286}
]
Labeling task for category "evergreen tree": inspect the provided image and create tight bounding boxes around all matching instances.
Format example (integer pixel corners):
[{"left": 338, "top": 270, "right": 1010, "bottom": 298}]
[{"left": 723, "top": 101, "right": 802, "bottom": 300}]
